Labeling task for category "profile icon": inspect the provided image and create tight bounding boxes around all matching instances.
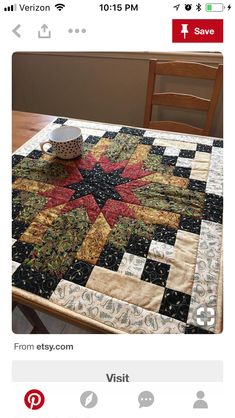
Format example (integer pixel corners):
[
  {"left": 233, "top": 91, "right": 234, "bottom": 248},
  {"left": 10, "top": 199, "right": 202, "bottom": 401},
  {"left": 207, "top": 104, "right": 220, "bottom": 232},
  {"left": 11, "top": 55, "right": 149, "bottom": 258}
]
[{"left": 193, "top": 391, "right": 208, "bottom": 409}]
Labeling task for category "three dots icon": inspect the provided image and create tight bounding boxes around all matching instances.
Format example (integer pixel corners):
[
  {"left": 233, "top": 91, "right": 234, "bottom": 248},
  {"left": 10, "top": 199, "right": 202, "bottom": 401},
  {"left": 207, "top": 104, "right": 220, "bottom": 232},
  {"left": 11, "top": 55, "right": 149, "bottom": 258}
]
[{"left": 68, "top": 28, "right": 86, "bottom": 34}]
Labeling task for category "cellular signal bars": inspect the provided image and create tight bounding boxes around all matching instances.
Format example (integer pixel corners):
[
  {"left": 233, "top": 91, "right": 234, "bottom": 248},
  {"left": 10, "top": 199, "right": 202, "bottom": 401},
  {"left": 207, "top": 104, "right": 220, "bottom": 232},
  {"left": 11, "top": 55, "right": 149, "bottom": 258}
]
[{"left": 4, "top": 4, "right": 17, "bottom": 11}]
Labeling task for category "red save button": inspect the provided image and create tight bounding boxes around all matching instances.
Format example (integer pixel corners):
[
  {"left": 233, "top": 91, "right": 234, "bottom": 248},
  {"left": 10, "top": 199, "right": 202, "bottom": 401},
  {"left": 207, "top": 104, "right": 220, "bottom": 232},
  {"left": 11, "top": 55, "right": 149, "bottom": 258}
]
[{"left": 172, "top": 19, "right": 223, "bottom": 43}]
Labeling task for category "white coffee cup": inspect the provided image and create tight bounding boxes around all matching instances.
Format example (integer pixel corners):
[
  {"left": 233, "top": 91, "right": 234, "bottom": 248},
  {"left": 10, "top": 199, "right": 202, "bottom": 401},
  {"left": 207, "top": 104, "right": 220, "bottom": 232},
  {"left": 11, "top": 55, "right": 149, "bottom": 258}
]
[{"left": 40, "top": 125, "right": 83, "bottom": 159}]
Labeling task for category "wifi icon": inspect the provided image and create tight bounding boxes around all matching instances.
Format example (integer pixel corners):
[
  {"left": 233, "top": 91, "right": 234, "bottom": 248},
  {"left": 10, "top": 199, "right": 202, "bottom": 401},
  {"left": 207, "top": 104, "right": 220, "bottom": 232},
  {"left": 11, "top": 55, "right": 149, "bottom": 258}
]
[{"left": 55, "top": 3, "right": 65, "bottom": 11}]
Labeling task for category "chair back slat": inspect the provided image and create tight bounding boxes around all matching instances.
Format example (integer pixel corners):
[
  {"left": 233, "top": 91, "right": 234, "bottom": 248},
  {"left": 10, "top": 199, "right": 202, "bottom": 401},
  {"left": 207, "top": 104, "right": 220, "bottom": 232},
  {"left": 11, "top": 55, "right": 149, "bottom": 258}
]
[
  {"left": 155, "top": 61, "right": 218, "bottom": 80},
  {"left": 152, "top": 93, "right": 210, "bottom": 111}
]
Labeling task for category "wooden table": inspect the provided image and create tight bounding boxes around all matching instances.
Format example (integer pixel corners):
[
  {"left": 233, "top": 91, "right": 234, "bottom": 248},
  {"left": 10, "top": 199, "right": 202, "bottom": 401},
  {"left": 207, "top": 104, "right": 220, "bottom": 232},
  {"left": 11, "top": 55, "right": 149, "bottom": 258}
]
[{"left": 12, "top": 111, "right": 55, "bottom": 152}]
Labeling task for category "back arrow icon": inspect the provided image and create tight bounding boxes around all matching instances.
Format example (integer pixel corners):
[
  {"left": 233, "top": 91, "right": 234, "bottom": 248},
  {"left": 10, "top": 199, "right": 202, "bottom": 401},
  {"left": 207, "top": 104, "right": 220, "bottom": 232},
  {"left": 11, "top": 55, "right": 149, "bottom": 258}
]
[{"left": 12, "top": 24, "right": 21, "bottom": 37}]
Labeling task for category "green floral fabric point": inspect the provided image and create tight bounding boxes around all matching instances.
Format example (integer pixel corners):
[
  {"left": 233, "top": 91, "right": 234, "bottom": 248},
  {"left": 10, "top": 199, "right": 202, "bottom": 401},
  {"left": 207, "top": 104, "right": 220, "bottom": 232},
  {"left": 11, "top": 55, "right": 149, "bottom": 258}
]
[
  {"left": 107, "top": 134, "right": 140, "bottom": 162},
  {"left": 108, "top": 216, "right": 155, "bottom": 250},
  {"left": 14, "top": 191, "right": 47, "bottom": 223},
  {"left": 25, "top": 208, "right": 91, "bottom": 277},
  {"left": 13, "top": 158, "right": 68, "bottom": 183},
  {"left": 133, "top": 183, "right": 205, "bottom": 217},
  {"left": 82, "top": 143, "right": 94, "bottom": 156},
  {"left": 144, "top": 154, "right": 174, "bottom": 174}
]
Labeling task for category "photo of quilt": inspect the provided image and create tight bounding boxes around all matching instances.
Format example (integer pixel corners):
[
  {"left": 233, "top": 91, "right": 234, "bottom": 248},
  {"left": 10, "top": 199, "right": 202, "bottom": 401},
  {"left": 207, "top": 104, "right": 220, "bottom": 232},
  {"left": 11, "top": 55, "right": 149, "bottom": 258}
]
[{"left": 12, "top": 118, "right": 223, "bottom": 334}]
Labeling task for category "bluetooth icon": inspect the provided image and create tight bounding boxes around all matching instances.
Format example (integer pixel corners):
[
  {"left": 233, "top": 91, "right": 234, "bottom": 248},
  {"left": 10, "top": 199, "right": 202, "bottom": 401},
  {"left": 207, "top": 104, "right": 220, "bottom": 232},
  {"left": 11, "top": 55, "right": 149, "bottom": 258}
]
[{"left": 196, "top": 3, "right": 202, "bottom": 11}]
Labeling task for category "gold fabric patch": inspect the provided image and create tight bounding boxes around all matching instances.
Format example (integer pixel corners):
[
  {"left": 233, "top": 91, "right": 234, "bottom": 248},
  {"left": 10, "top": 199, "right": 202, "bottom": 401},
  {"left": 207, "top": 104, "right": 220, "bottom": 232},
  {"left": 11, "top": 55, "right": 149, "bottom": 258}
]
[
  {"left": 144, "top": 172, "right": 188, "bottom": 188},
  {"left": 12, "top": 178, "right": 53, "bottom": 193},
  {"left": 166, "top": 230, "right": 199, "bottom": 295},
  {"left": 128, "top": 204, "right": 180, "bottom": 229},
  {"left": 90, "top": 138, "right": 111, "bottom": 160},
  {"left": 36, "top": 205, "right": 65, "bottom": 226},
  {"left": 20, "top": 205, "right": 64, "bottom": 244},
  {"left": 76, "top": 213, "right": 111, "bottom": 264},
  {"left": 20, "top": 222, "right": 48, "bottom": 244},
  {"left": 128, "top": 144, "right": 151, "bottom": 165},
  {"left": 86, "top": 266, "right": 164, "bottom": 312}
]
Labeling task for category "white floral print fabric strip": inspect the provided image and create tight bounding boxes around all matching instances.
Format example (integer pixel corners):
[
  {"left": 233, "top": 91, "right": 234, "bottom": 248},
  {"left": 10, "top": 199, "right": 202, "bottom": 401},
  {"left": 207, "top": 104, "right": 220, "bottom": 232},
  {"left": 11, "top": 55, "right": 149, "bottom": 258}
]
[
  {"left": 206, "top": 147, "right": 223, "bottom": 196},
  {"left": 187, "top": 220, "right": 223, "bottom": 332},
  {"left": 50, "top": 280, "right": 186, "bottom": 334}
]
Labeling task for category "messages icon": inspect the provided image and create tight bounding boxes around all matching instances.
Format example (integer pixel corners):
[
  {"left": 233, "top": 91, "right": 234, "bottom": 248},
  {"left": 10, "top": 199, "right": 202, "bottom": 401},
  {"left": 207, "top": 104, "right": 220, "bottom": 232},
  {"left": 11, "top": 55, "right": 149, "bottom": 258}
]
[{"left": 138, "top": 391, "right": 155, "bottom": 408}]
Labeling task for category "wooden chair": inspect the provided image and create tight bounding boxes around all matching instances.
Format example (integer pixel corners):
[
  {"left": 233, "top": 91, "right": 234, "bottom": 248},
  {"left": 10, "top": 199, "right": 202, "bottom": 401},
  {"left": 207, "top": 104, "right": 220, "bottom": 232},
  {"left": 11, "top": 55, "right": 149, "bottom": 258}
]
[{"left": 144, "top": 60, "right": 223, "bottom": 136}]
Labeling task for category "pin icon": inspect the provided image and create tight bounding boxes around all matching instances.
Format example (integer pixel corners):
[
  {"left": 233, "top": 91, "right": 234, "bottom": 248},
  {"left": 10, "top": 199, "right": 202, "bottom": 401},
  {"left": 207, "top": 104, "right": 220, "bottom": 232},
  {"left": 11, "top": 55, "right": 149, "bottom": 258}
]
[{"left": 181, "top": 24, "right": 189, "bottom": 39}]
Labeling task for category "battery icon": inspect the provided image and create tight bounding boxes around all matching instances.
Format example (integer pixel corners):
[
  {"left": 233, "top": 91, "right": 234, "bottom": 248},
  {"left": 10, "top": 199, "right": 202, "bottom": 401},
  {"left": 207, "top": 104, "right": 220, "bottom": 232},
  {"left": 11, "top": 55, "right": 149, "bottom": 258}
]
[{"left": 206, "top": 3, "right": 225, "bottom": 11}]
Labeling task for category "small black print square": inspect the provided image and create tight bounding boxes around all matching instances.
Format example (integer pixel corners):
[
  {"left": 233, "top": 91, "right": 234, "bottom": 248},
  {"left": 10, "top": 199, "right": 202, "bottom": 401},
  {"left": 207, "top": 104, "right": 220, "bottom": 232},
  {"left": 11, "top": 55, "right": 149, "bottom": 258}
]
[
  {"left": 64, "top": 260, "right": 94, "bottom": 286},
  {"left": 12, "top": 220, "right": 29, "bottom": 240},
  {"left": 53, "top": 117, "right": 68, "bottom": 125},
  {"left": 150, "top": 146, "right": 165, "bottom": 156},
  {"left": 179, "top": 150, "right": 196, "bottom": 159},
  {"left": 12, "top": 265, "right": 60, "bottom": 299},
  {"left": 12, "top": 190, "right": 20, "bottom": 199},
  {"left": 185, "top": 324, "right": 213, "bottom": 334},
  {"left": 179, "top": 215, "right": 201, "bottom": 235},
  {"left": 12, "top": 154, "right": 24, "bottom": 167},
  {"left": 159, "top": 288, "right": 191, "bottom": 323},
  {"left": 141, "top": 259, "right": 170, "bottom": 287},
  {"left": 213, "top": 139, "right": 223, "bottom": 148},
  {"left": 197, "top": 144, "right": 212, "bottom": 153},
  {"left": 85, "top": 136, "right": 100, "bottom": 145},
  {"left": 173, "top": 167, "right": 191, "bottom": 178},
  {"left": 126, "top": 235, "right": 151, "bottom": 258},
  {"left": 203, "top": 193, "right": 223, "bottom": 224},
  {"left": 27, "top": 150, "right": 43, "bottom": 160},
  {"left": 153, "top": 225, "right": 177, "bottom": 245},
  {"left": 119, "top": 127, "right": 146, "bottom": 136},
  {"left": 97, "top": 244, "right": 124, "bottom": 271},
  {"left": 139, "top": 137, "right": 154, "bottom": 145},
  {"left": 12, "top": 241, "right": 34, "bottom": 264},
  {"left": 188, "top": 179, "right": 206, "bottom": 192},
  {"left": 161, "top": 156, "right": 177, "bottom": 166},
  {"left": 102, "top": 131, "right": 118, "bottom": 139}
]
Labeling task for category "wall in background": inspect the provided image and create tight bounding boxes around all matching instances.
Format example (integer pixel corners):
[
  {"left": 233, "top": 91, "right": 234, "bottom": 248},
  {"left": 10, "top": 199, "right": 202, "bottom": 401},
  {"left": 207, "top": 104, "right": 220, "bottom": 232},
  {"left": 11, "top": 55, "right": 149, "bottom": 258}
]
[{"left": 12, "top": 52, "right": 223, "bottom": 137}]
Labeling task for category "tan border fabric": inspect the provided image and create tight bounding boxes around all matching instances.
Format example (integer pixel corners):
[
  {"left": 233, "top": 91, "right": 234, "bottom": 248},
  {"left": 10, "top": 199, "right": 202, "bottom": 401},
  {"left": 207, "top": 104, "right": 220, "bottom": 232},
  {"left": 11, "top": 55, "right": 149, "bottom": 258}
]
[
  {"left": 166, "top": 230, "right": 199, "bottom": 295},
  {"left": 86, "top": 266, "right": 164, "bottom": 312}
]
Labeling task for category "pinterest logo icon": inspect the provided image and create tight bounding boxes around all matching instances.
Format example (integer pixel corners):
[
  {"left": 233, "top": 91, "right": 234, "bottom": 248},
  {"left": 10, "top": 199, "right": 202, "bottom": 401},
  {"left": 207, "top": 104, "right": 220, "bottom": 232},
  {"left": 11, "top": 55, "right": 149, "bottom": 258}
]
[{"left": 24, "top": 389, "right": 45, "bottom": 410}]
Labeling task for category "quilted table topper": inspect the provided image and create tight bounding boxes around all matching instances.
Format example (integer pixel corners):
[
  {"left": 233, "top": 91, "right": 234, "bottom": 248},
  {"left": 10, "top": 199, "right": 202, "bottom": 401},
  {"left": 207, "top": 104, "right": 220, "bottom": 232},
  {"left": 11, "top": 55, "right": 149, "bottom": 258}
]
[{"left": 12, "top": 118, "right": 223, "bottom": 334}]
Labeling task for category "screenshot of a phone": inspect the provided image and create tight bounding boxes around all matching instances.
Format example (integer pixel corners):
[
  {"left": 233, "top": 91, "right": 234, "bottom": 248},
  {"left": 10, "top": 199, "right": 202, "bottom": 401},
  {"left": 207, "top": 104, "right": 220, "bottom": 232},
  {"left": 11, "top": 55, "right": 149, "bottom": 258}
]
[{"left": 0, "top": 0, "right": 234, "bottom": 416}]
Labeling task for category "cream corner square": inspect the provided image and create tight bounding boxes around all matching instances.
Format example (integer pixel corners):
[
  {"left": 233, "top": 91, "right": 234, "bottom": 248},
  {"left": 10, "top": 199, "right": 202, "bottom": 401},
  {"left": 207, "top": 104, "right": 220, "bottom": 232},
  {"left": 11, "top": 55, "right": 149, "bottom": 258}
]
[
  {"left": 118, "top": 253, "right": 146, "bottom": 278},
  {"left": 148, "top": 241, "right": 174, "bottom": 264}
]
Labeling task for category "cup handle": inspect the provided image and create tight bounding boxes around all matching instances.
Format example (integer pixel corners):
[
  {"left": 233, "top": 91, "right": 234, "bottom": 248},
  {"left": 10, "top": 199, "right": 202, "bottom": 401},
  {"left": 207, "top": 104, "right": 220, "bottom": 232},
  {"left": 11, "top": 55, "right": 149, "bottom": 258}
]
[{"left": 40, "top": 141, "right": 53, "bottom": 155}]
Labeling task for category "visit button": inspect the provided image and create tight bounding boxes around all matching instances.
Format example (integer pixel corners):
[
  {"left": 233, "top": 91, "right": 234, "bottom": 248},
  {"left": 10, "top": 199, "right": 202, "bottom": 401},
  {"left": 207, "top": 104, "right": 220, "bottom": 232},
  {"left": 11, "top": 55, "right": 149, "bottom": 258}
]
[{"left": 172, "top": 19, "right": 223, "bottom": 43}]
